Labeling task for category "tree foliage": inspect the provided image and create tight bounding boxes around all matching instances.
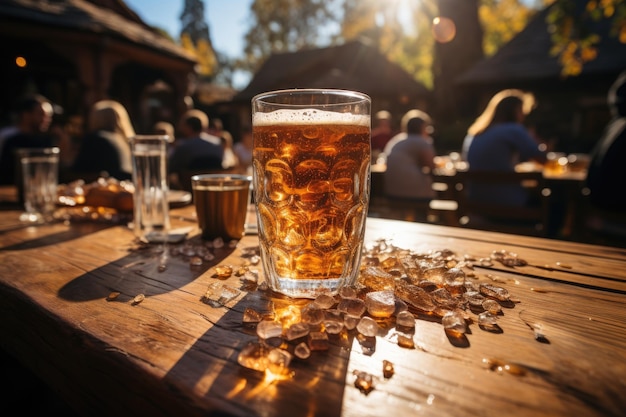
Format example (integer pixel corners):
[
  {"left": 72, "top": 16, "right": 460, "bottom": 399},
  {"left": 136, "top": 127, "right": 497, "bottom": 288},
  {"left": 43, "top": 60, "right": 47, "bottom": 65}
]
[
  {"left": 234, "top": 0, "right": 533, "bottom": 89},
  {"left": 480, "top": 0, "right": 536, "bottom": 56},
  {"left": 339, "top": 0, "right": 435, "bottom": 87},
  {"left": 239, "top": 0, "right": 341, "bottom": 73},
  {"left": 220, "top": 0, "right": 624, "bottom": 87},
  {"left": 179, "top": 0, "right": 218, "bottom": 79},
  {"left": 547, "top": 0, "right": 626, "bottom": 76}
]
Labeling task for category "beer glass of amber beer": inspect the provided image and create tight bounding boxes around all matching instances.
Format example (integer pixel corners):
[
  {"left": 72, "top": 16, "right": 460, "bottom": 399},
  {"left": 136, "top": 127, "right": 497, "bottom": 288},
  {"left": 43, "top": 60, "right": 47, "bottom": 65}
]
[{"left": 252, "top": 89, "right": 371, "bottom": 298}]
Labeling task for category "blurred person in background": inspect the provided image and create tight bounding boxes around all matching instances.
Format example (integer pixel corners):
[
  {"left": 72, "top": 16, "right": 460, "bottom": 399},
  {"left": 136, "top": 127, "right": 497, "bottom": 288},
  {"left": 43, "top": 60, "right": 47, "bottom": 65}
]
[
  {"left": 69, "top": 100, "right": 134, "bottom": 182},
  {"left": 153, "top": 120, "right": 176, "bottom": 158},
  {"left": 586, "top": 70, "right": 626, "bottom": 213},
  {"left": 208, "top": 117, "right": 238, "bottom": 170},
  {"left": 233, "top": 126, "right": 253, "bottom": 174},
  {"left": 383, "top": 109, "right": 436, "bottom": 201},
  {"left": 168, "top": 109, "right": 224, "bottom": 191},
  {"left": 153, "top": 120, "right": 174, "bottom": 138},
  {"left": 0, "top": 94, "right": 55, "bottom": 185},
  {"left": 461, "top": 89, "right": 546, "bottom": 207},
  {"left": 371, "top": 110, "right": 394, "bottom": 160}
]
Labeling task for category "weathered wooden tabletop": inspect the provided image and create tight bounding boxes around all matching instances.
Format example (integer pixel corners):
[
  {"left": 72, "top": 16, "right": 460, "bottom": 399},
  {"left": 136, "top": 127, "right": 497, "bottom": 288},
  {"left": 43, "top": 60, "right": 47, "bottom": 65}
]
[{"left": 0, "top": 203, "right": 625, "bottom": 417}]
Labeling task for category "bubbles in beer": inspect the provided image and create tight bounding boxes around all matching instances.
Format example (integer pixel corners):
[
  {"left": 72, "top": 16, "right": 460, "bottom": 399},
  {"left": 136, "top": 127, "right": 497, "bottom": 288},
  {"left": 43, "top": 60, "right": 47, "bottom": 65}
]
[{"left": 253, "top": 109, "right": 370, "bottom": 295}]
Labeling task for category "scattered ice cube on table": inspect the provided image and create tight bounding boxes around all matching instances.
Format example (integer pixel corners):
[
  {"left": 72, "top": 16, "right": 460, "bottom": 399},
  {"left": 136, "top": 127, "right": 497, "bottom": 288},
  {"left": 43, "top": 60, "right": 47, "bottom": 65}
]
[
  {"left": 478, "top": 311, "right": 498, "bottom": 330},
  {"left": 482, "top": 299, "right": 502, "bottom": 314},
  {"left": 256, "top": 320, "right": 283, "bottom": 339},
  {"left": 356, "top": 316, "right": 379, "bottom": 337},
  {"left": 308, "top": 331, "right": 329, "bottom": 351},
  {"left": 337, "top": 298, "right": 366, "bottom": 317},
  {"left": 365, "top": 290, "right": 396, "bottom": 318},
  {"left": 238, "top": 341, "right": 269, "bottom": 372},
  {"left": 285, "top": 322, "right": 310, "bottom": 341},
  {"left": 442, "top": 310, "right": 467, "bottom": 334},
  {"left": 312, "top": 294, "right": 336, "bottom": 309},
  {"left": 395, "top": 310, "right": 415, "bottom": 328},
  {"left": 479, "top": 283, "right": 510, "bottom": 301},
  {"left": 294, "top": 342, "right": 311, "bottom": 359}
]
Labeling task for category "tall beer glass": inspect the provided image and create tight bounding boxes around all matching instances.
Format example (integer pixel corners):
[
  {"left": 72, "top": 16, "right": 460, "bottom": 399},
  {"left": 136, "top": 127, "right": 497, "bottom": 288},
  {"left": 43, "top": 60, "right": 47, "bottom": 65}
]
[{"left": 252, "top": 89, "right": 371, "bottom": 298}]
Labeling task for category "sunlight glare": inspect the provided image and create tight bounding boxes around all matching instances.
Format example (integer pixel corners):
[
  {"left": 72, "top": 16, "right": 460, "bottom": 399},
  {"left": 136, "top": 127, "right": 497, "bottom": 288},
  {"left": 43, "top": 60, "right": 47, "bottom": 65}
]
[{"left": 379, "top": 0, "right": 417, "bottom": 35}]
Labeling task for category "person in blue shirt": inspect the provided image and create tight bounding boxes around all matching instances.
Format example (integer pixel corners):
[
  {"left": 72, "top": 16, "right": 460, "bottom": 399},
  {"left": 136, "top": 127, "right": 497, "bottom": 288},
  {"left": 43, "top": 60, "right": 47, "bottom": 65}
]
[
  {"left": 168, "top": 109, "right": 224, "bottom": 191},
  {"left": 461, "top": 89, "right": 547, "bottom": 206}
]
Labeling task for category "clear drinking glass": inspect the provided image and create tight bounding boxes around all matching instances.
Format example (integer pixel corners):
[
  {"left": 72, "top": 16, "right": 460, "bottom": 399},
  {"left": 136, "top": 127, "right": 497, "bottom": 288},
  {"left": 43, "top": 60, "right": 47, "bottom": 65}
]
[
  {"left": 252, "top": 89, "right": 371, "bottom": 298},
  {"left": 17, "top": 147, "right": 60, "bottom": 223},
  {"left": 130, "top": 135, "right": 170, "bottom": 243},
  {"left": 191, "top": 174, "right": 252, "bottom": 240}
]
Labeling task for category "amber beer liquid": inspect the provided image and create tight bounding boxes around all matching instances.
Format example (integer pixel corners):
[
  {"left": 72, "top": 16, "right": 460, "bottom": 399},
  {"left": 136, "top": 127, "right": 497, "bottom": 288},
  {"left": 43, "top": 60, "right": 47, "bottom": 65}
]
[{"left": 252, "top": 92, "right": 371, "bottom": 299}]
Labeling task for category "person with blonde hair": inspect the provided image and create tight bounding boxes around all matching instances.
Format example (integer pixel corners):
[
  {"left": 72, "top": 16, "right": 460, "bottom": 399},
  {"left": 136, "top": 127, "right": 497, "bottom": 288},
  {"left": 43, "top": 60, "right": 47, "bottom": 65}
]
[
  {"left": 69, "top": 100, "right": 135, "bottom": 181},
  {"left": 461, "top": 89, "right": 546, "bottom": 206}
]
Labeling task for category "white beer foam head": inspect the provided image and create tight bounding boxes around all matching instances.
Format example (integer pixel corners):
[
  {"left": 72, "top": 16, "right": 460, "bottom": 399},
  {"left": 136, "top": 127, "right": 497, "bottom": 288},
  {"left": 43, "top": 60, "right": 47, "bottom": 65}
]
[{"left": 253, "top": 109, "right": 370, "bottom": 127}]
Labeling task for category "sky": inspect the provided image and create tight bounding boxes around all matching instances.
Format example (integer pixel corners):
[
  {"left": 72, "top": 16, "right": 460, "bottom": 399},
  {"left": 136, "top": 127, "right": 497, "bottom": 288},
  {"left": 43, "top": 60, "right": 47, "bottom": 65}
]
[{"left": 125, "top": 0, "right": 253, "bottom": 88}]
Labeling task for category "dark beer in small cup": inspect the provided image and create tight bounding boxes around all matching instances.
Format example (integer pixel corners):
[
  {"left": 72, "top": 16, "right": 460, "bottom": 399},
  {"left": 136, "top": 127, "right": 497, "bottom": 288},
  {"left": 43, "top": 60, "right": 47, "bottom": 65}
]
[{"left": 192, "top": 174, "right": 251, "bottom": 240}]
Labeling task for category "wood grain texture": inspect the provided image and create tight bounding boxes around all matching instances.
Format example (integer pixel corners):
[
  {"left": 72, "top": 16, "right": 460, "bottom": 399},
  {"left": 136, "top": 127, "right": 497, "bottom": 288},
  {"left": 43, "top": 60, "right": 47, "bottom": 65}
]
[{"left": 0, "top": 206, "right": 625, "bottom": 417}]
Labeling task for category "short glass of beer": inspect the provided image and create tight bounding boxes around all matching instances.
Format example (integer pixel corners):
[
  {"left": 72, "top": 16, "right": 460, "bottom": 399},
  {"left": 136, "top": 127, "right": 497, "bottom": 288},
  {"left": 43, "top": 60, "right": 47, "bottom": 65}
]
[{"left": 252, "top": 89, "right": 371, "bottom": 298}]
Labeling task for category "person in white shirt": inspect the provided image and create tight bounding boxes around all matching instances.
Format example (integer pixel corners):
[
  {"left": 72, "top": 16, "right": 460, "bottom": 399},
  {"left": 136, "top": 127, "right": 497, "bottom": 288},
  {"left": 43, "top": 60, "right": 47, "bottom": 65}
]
[{"left": 383, "top": 109, "right": 436, "bottom": 201}]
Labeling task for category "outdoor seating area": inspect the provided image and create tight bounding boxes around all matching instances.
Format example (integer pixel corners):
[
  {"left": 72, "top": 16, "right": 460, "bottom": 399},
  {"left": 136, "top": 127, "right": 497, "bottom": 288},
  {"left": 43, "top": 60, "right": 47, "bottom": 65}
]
[
  {"left": 2, "top": 1, "right": 626, "bottom": 417},
  {"left": 368, "top": 156, "right": 626, "bottom": 247}
]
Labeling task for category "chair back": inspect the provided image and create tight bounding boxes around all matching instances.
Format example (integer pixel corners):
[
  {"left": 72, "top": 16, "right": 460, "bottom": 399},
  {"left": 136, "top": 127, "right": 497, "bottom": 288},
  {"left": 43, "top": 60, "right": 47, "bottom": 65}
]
[{"left": 453, "top": 170, "right": 551, "bottom": 236}]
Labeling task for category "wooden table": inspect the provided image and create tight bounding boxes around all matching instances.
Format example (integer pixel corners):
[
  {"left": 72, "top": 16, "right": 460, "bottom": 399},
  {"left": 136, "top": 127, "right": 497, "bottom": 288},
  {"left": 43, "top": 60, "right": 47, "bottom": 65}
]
[{"left": 1, "top": 203, "right": 625, "bottom": 417}]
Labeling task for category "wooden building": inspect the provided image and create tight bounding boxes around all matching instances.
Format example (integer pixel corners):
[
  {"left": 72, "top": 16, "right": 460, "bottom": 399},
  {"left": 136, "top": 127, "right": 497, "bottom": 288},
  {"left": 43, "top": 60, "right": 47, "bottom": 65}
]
[
  {"left": 0, "top": 0, "right": 197, "bottom": 134},
  {"left": 231, "top": 40, "right": 433, "bottom": 132},
  {"left": 456, "top": 0, "right": 626, "bottom": 153}
]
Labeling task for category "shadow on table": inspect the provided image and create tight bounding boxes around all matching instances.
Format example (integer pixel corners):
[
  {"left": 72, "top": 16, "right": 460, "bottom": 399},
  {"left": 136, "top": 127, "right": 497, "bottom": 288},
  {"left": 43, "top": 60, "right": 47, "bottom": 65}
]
[
  {"left": 0, "top": 221, "right": 116, "bottom": 249},
  {"left": 165, "top": 289, "right": 354, "bottom": 417},
  {"left": 57, "top": 234, "right": 234, "bottom": 303}
]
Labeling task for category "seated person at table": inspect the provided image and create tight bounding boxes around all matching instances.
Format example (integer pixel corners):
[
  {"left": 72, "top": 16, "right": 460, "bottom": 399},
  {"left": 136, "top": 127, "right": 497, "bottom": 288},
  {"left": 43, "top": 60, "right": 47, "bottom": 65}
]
[
  {"left": 0, "top": 94, "right": 55, "bottom": 185},
  {"left": 581, "top": 70, "right": 626, "bottom": 243},
  {"left": 383, "top": 109, "right": 436, "bottom": 201},
  {"left": 168, "top": 109, "right": 224, "bottom": 191},
  {"left": 586, "top": 70, "right": 626, "bottom": 213},
  {"left": 69, "top": 100, "right": 134, "bottom": 182},
  {"left": 461, "top": 89, "right": 546, "bottom": 206}
]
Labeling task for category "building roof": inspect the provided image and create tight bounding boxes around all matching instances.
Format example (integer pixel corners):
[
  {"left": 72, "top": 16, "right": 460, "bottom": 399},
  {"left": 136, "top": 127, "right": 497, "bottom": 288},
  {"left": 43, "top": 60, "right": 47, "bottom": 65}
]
[
  {"left": 234, "top": 40, "right": 430, "bottom": 102},
  {"left": 457, "top": 1, "right": 626, "bottom": 85},
  {"left": 0, "top": 0, "right": 195, "bottom": 64}
]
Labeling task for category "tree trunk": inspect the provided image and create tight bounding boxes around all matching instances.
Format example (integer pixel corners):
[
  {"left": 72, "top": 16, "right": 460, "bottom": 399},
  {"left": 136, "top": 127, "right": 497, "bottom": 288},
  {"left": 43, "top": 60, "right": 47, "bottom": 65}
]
[{"left": 433, "top": 0, "right": 484, "bottom": 124}]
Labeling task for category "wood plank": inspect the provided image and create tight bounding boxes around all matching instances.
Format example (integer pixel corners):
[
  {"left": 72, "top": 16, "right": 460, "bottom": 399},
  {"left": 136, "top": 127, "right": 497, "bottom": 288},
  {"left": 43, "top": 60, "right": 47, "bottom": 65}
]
[{"left": 0, "top": 207, "right": 625, "bottom": 417}]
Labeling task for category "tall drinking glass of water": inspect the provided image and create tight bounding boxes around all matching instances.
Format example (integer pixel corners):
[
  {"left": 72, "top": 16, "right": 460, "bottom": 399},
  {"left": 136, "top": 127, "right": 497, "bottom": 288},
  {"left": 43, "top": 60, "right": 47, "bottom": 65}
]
[
  {"left": 17, "top": 147, "right": 60, "bottom": 223},
  {"left": 130, "top": 135, "right": 170, "bottom": 243},
  {"left": 252, "top": 89, "right": 371, "bottom": 298}
]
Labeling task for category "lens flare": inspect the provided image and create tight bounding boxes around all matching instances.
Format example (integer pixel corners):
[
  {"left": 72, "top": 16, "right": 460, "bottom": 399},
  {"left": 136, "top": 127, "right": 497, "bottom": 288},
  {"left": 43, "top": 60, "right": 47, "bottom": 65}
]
[{"left": 432, "top": 16, "right": 456, "bottom": 43}]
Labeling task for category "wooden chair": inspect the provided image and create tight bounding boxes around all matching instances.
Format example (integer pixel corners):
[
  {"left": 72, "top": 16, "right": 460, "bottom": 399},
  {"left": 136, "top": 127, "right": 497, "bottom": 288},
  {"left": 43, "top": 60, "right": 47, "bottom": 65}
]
[
  {"left": 367, "top": 169, "right": 458, "bottom": 224},
  {"left": 367, "top": 195, "right": 433, "bottom": 222},
  {"left": 452, "top": 170, "right": 552, "bottom": 237}
]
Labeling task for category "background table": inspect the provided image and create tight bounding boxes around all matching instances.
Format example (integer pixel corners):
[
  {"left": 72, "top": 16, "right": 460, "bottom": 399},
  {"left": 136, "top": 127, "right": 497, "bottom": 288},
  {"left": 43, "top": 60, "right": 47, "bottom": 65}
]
[{"left": 0, "top": 205, "right": 625, "bottom": 417}]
